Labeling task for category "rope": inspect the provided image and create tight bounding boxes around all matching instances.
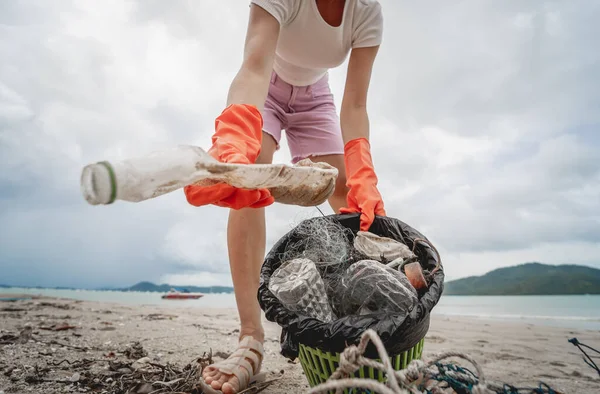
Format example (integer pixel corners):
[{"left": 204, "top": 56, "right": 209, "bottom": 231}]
[
  {"left": 307, "top": 329, "right": 494, "bottom": 394},
  {"left": 568, "top": 337, "right": 600, "bottom": 377},
  {"left": 306, "top": 329, "right": 563, "bottom": 394},
  {"left": 316, "top": 206, "right": 326, "bottom": 217}
]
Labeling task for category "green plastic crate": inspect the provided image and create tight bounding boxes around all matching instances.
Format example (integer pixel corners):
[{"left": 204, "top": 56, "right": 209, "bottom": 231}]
[{"left": 298, "top": 337, "right": 425, "bottom": 394}]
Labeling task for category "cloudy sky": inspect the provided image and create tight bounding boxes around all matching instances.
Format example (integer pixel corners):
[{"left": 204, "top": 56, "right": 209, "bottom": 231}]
[{"left": 1, "top": 0, "right": 598, "bottom": 289}]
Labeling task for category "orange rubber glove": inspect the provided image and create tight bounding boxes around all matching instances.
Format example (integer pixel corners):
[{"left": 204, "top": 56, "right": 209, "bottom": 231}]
[
  {"left": 183, "top": 104, "right": 275, "bottom": 209},
  {"left": 339, "top": 138, "right": 386, "bottom": 231}
]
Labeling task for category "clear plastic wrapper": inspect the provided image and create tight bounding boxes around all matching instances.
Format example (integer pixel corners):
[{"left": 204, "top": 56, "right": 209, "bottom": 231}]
[{"left": 339, "top": 260, "right": 418, "bottom": 317}]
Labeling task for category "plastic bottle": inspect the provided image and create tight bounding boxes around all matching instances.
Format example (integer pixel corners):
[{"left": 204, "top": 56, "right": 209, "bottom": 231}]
[
  {"left": 80, "top": 145, "right": 338, "bottom": 206},
  {"left": 80, "top": 145, "right": 209, "bottom": 205},
  {"left": 268, "top": 258, "right": 336, "bottom": 322}
]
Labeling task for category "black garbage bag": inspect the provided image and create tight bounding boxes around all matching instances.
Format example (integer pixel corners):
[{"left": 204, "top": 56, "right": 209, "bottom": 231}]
[{"left": 258, "top": 213, "right": 444, "bottom": 360}]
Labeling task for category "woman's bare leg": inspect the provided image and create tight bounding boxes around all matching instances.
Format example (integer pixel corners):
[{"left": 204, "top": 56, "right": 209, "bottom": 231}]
[
  {"left": 226, "top": 135, "right": 277, "bottom": 342},
  {"left": 202, "top": 133, "right": 277, "bottom": 394}
]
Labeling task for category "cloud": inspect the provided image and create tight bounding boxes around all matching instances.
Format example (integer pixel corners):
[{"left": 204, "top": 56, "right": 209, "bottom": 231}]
[{"left": 0, "top": 0, "right": 598, "bottom": 288}]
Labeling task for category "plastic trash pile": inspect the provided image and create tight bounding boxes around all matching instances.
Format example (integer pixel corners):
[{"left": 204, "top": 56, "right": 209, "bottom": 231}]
[{"left": 267, "top": 218, "right": 431, "bottom": 323}]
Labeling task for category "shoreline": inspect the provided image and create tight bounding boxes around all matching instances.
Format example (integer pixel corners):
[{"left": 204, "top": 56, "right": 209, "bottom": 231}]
[
  {"left": 2, "top": 287, "right": 599, "bottom": 331},
  {"left": 1, "top": 295, "right": 599, "bottom": 393},
  {"left": 3, "top": 285, "right": 599, "bottom": 295}
]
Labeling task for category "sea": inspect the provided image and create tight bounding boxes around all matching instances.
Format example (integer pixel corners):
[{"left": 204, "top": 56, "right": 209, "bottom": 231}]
[{"left": 1, "top": 287, "right": 599, "bottom": 331}]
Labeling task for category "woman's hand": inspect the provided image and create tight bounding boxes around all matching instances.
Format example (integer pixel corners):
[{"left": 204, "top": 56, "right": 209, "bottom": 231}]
[
  {"left": 183, "top": 103, "right": 275, "bottom": 209},
  {"left": 339, "top": 137, "right": 386, "bottom": 231}
]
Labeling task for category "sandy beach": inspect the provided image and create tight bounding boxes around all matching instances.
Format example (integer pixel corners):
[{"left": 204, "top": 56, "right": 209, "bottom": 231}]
[{"left": 0, "top": 295, "right": 598, "bottom": 393}]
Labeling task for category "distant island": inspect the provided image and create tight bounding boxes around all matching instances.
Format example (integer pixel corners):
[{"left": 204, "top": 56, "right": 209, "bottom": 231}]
[
  {"left": 444, "top": 262, "right": 600, "bottom": 295},
  {"left": 113, "top": 281, "right": 234, "bottom": 294},
  {"left": 2, "top": 262, "right": 599, "bottom": 296},
  {"left": 0, "top": 281, "right": 234, "bottom": 294}
]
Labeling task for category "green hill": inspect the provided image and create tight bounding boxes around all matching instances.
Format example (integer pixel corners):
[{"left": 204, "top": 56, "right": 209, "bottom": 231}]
[{"left": 444, "top": 262, "right": 600, "bottom": 295}]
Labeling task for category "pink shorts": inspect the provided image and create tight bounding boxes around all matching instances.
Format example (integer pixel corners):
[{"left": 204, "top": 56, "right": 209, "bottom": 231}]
[{"left": 261, "top": 71, "right": 344, "bottom": 163}]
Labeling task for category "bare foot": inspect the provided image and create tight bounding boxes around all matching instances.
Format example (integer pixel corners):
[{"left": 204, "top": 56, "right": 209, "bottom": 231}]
[{"left": 201, "top": 332, "right": 265, "bottom": 394}]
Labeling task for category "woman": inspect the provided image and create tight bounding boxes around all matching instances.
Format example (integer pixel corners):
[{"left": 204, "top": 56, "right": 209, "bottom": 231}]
[{"left": 184, "top": 1, "right": 386, "bottom": 393}]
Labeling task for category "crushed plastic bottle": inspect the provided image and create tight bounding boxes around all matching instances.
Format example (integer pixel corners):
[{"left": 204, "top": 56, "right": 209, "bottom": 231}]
[
  {"left": 268, "top": 258, "right": 336, "bottom": 323},
  {"left": 80, "top": 145, "right": 338, "bottom": 206}
]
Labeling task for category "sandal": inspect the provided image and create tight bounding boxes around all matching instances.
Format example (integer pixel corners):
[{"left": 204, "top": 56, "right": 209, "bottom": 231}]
[{"left": 199, "top": 336, "right": 266, "bottom": 394}]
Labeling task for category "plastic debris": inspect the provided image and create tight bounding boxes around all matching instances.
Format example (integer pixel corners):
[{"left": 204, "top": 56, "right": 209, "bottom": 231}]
[
  {"left": 268, "top": 258, "right": 336, "bottom": 323},
  {"left": 404, "top": 261, "right": 428, "bottom": 290},
  {"left": 339, "top": 260, "right": 418, "bottom": 316},
  {"left": 354, "top": 231, "right": 416, "bottom": 262},
  {"left": 259, "top": 214, "right": 444, "bottom": 360}
]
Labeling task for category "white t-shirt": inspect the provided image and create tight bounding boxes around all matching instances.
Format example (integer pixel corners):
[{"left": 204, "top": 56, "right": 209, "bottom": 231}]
[{"left": 250, "top": 0, "right": 383, "bottom": 86}]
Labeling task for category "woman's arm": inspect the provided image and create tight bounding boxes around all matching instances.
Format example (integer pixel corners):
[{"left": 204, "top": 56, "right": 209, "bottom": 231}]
[
  {"left": 338, "top": 45, "right": 386, "bottom": 231},
  {"left": 340, "top": 45, "right": 380, "bottom": 143},
  {"left": 226, "top": 5, "right": 281, "bottom": 110},
  {"left": 183, "top": 5, "right": 281, "bottom": 209}
]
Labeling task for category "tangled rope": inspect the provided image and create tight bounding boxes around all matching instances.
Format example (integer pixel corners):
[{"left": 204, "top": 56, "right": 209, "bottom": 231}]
[
  {"left": 306, "top": 329, "right": 562, "bottom": 394},
  {"left": 568, "top": 337, "right": 600, "bottom": 377}
]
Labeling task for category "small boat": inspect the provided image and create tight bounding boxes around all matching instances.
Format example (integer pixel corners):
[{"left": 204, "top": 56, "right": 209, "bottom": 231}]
[{"left": 161, "top": 288, "right": 204, "bottom": 300}]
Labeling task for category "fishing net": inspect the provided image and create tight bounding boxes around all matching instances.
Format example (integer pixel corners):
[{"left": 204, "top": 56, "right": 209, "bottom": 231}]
[
  {"left": 266, "top": 215, "right": 421, "bottom": 322},
  {"left": 258, "top": 213, "right": 444, "bottom": 360},
  {"left": 276, "top": 215, "right": 358, "bottom": 268}
]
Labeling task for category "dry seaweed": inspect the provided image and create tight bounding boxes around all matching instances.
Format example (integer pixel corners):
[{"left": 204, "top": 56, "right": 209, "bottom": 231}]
[
  {"left": 0, "top": 327, "right": 32, "bottom": 345},
  {"left": 124, "top": 341, "right": 148, "bottom": 360},
  {"left": 0, "top": 325, "right": 282, "bottom": 394}
]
